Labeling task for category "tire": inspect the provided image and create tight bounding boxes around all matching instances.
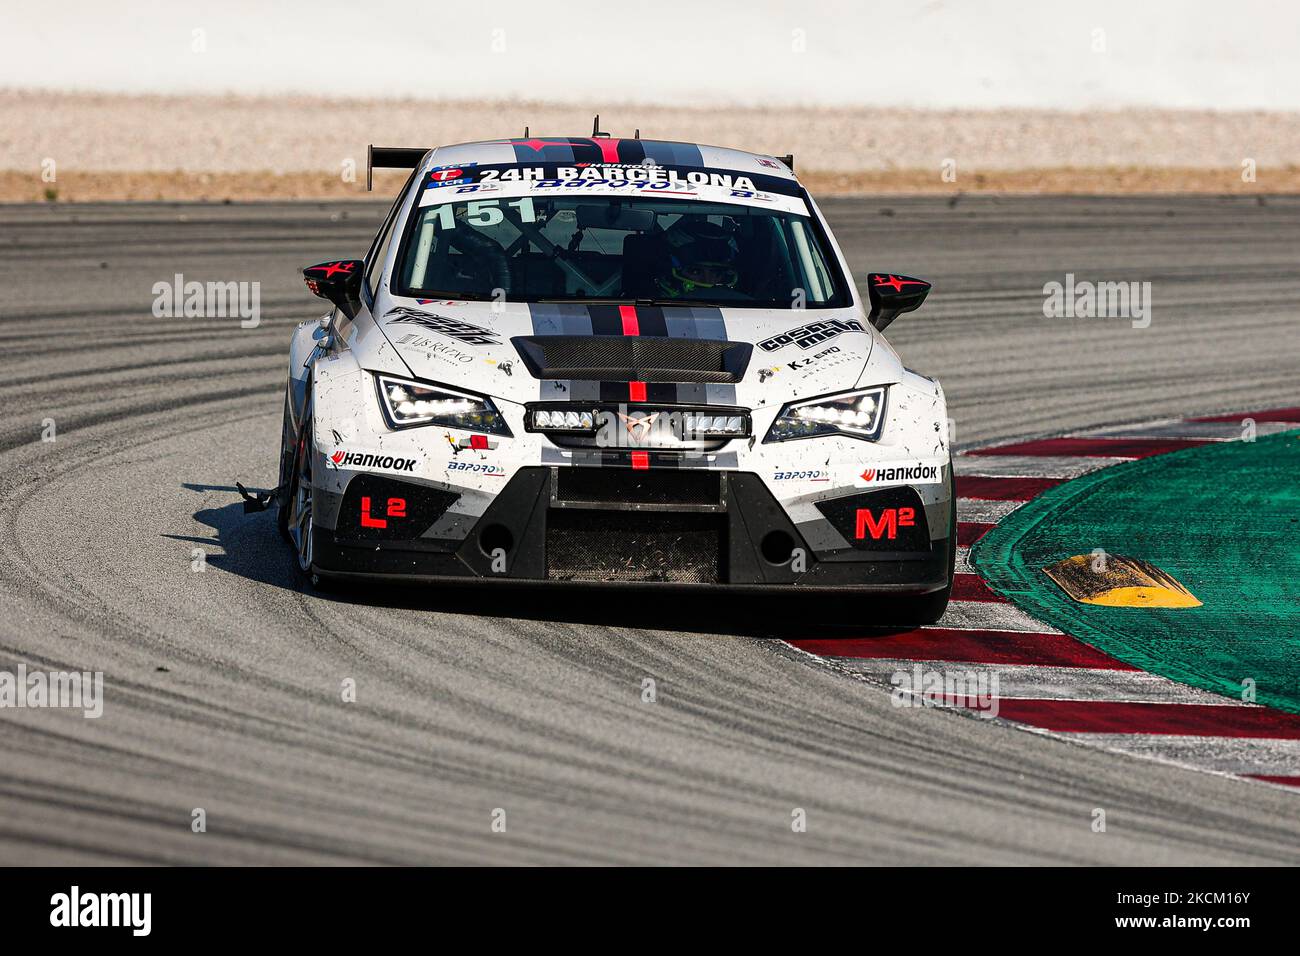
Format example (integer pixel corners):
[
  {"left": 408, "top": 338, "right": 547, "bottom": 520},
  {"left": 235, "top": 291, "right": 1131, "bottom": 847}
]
[
  {"left": 281, "top": 395, "right": 328, "bottom": 589},
  {"left": 883, "top": 455, "right": 957, "bottom": 626},
  {"left": 276, "top": 390, "right": 295, "bottom": 542}
]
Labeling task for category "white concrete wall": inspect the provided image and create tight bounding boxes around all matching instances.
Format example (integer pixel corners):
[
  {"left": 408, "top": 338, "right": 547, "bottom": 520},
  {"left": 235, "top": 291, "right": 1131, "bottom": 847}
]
[{"left": 6, "top": 0, "right": 1298, "bottom": 111}]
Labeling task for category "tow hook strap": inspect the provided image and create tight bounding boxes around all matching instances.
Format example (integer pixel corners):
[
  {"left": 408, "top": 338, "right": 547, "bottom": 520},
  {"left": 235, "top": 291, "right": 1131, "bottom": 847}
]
[{"left": 236, "top": 482, "right": 280, "bottom": 514}]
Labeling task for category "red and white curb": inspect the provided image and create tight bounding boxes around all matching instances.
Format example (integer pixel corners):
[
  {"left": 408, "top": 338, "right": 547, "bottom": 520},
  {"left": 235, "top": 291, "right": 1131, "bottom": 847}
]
[{"left": 785, "top": 405, "right": 1300, "bottom": 791}]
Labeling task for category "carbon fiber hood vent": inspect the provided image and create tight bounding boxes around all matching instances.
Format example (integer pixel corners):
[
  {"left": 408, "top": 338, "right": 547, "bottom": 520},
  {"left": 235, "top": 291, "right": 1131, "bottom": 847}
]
[{"left": 510, "top": 335, "right": 751, "bottom": 383}]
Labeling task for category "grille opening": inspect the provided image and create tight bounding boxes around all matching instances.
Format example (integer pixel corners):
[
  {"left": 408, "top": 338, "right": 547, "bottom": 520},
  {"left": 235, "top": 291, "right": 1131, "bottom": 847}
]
[
  {"left": 555, "top": 468, "right": 720, "bottom": 506},
  {"left": 512, "top": 335, "right": 751, "bottom": 383},
  {"left": 336, "top": 475, "right": 459, "bottom": 542},
  {"left": 478, "top": 523, "right": 514, "bottom": 557},
  {"left": 760, "top": 530, "right": 795, "bottom": 565},
  {"left": 815, "top": 486, "right": 932, "bottom": 553},
  {"left": 546, "top": 509, "right": 723, "bottom": 583}
]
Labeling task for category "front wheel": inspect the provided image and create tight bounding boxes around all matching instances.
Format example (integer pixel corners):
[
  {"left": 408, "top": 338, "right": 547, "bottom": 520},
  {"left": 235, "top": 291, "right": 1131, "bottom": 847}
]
[
  {"left": 280, "top": 400, "right": 324, "bottom": 587},
  {"left": 276, "top": 390, "right": 295, "bottom": 541}
]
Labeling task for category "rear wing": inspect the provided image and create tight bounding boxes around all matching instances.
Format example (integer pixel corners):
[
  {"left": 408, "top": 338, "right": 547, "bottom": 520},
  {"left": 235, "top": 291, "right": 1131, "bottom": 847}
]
[{"left": 367, "top": 145, "right": 429, "bottom": 190}]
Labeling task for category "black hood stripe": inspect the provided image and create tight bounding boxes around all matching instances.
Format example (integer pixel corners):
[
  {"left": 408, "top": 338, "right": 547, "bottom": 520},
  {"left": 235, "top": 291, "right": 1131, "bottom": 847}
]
[
  {"left": 524, "top": 303, "right": 725, "bottom": 341},
  {"left": 524, "top": 302, "right": 734, "bottom": 460}
]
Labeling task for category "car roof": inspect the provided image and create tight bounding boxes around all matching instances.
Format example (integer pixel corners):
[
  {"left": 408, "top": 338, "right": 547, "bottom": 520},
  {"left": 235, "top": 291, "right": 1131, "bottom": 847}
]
[{"left": 422, "top": 136, "right": 798, "bottom": 181}]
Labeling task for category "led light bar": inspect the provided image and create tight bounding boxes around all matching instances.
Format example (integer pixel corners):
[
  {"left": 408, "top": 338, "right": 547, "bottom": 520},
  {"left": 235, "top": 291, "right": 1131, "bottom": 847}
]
[
  {"left": 527, "top": 405, "right": 751, "bottom": 440},
  {"left": 532, "top": 408, "right": 597, "bottom": 432},
  {"left": 682, "top": 414, "right": 746, "bottom": 436}
]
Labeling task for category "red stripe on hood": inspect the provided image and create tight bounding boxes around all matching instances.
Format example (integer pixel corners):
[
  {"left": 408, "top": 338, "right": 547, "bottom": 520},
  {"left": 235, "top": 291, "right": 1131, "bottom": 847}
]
[
  {"left": 597, "top": 139, "right": 623, "bottom": 163},
  {"left": 619, "top": 304, "right": 640, "bottom": 335},
  {"left": 620, "top": 304, "right": 643, "bottom": 404}
]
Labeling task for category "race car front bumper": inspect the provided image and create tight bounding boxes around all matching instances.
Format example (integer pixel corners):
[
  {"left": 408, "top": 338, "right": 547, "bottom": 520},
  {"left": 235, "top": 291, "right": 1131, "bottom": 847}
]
[{"left": 311, "top": 466, "right": 951, "bottom": 593}]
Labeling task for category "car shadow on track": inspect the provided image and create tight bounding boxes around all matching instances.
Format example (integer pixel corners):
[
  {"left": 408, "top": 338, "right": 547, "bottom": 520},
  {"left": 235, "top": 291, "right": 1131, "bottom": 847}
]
[
  {"left": 180, "top": 486, "right": 925, "bottom": 642},
  {"left": 168, "top": 484, "right": 304, "bottom": 592}
]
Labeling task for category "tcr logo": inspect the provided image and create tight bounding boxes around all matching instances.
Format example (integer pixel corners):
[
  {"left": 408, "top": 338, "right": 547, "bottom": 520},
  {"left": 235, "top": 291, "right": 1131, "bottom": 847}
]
[
  {"left": 360, "top": 496, "right": 407, "bottom": 529},
  {"left": 854, "top": 507, "right": 916, "bottom": 540}
]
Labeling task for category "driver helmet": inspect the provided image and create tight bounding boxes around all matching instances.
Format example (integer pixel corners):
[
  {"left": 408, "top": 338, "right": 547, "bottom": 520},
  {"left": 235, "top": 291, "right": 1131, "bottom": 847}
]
[{"left": 654, "top": 222, "right": 740, "bottom": 297}]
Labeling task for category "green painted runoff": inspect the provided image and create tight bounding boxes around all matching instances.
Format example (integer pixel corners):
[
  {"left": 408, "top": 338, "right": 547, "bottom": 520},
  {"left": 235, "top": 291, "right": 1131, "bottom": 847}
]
[{"left": 973, "top": 429, "right": 1300, "bottom": 714}]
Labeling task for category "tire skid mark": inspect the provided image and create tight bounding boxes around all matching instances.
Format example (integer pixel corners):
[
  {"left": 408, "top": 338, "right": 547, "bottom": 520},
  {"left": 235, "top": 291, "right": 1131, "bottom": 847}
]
[{"left": 4, "top": 198, "right": 1300, "bottom": 864}]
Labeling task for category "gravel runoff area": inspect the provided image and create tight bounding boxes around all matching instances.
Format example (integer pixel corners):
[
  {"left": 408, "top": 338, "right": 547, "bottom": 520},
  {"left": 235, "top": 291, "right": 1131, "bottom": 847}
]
[{"left": 3, "top": 89, "right": 1300, "bottom": 200}]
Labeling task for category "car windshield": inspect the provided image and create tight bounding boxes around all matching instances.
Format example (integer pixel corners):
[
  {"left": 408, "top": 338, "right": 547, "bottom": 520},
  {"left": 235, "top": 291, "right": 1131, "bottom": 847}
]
[{"left": 393, "top": 195, "right": 849, "bottom": 309}]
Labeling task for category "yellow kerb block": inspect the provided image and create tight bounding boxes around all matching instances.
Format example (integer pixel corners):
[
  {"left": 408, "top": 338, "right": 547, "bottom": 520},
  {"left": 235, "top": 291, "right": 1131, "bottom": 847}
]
[{"left": 1043, "top": 555, "right": 1202, "bottom": 608}]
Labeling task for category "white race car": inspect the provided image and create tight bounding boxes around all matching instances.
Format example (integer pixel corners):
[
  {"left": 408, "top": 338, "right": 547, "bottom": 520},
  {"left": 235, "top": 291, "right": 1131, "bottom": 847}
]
[{"left": 278, "top": 130, "right": 954, "bottom": 622}]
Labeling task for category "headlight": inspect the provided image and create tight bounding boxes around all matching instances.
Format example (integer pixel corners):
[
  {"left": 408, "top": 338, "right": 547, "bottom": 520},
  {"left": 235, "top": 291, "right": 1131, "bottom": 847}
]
[
  {"left": 376, "top": 375, "right": 512, "bottom": 435},
  {"left": 765, "top": 387, "right": 887, "bottom": 442}
]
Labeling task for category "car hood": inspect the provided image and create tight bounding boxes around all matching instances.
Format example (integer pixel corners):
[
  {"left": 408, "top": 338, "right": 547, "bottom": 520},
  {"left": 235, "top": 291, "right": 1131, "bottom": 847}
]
[{"left": 372, "top": 296, "right": 898, "bottom": 407}]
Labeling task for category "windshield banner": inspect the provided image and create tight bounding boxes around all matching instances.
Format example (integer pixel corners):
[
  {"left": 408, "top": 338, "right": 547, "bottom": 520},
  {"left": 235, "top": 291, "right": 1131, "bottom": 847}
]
[{"left": 417, "top": 163, "right": 811, "bottom": 217}]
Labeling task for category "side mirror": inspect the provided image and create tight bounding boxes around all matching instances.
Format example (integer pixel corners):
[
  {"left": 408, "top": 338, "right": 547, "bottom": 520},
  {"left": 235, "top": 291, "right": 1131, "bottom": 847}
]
[
  {"left": 303, "top": 259, "right": 364, "bottom": 319},
  {"left": 866, "top": 273, "right": 931, "bottom": 332}
]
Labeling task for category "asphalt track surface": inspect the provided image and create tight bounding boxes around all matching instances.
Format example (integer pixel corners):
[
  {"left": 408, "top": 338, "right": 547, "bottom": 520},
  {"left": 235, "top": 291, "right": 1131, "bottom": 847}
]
[{"left": 1, "top": 195, "right": 1298, "bottom": 865}]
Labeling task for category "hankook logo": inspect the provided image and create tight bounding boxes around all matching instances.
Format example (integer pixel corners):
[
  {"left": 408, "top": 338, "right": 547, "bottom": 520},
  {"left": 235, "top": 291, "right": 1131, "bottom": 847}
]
[
  {"left": 331, "top": 450, "right": 416, "bottom": 472},
  {"left": 860, "top": 463, "right": 941, "bottom": 484}
]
